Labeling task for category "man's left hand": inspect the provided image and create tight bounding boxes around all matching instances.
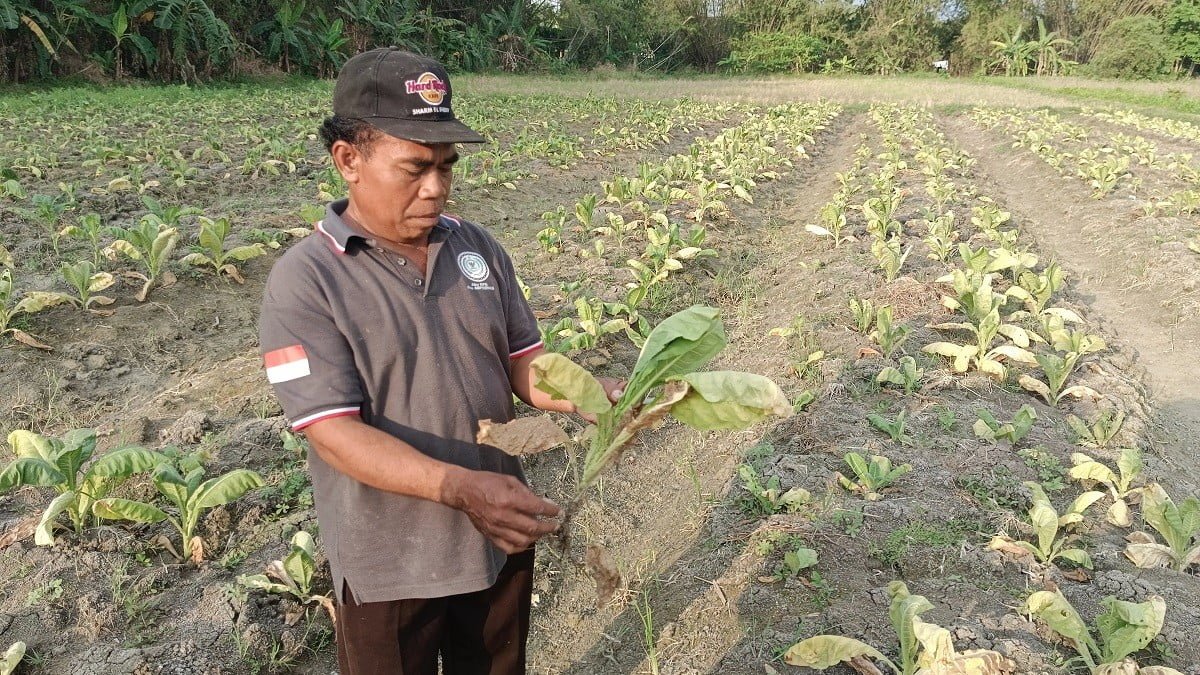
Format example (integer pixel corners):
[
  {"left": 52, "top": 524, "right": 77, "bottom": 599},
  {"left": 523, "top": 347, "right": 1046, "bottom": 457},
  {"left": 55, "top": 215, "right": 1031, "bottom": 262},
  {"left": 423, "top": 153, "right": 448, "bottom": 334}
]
[{"left": 580, "top": 378, "right": 625, "bottom": 424}]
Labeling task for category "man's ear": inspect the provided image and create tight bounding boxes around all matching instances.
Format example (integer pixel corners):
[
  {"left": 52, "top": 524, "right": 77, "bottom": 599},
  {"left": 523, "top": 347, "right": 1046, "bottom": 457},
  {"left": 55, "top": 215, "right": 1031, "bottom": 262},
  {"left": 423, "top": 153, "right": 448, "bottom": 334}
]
[{"left": 330, "top": 140, "right": 362, "bottom": 184}]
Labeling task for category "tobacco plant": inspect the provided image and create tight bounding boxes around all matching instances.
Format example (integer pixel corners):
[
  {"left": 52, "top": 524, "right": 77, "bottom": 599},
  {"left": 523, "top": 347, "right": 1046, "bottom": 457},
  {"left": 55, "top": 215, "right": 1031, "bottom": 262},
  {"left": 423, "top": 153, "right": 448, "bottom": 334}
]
[
  {"left": 1068, "top": 410, "right": 1125, "bottom": 448},
  {"left": 0, "top": 429, "right": 161, "bottom": 546},
  {"left": 1070, "top": 448, "right": 1142, "bottom": 527},
  {"left": 180, "top": 216, "right": 274, "bottom": 283},
  {"left": 522, "top": 306, "right": 791, "bottom": 512},
  {"left": 238, "top": 530, "right": 335, "bottom": 622},
  {"left": 869, "top": 305, "right": 910, "bottom": 357},
  {"left": 973, "top": 405, "right": 1036, "bottom": 444},
  {"left": 837, "top": 451, "right": 911, "bottom": 500},
  {"left": 871, "top": 236, "right": 911, "bottom": 282},
  {"left": 876, "top": 356, "right": 923, "bottom": 394},
  {"left": 738, "top": 464, "right": 811, "bottom": 516},
  {"left": 95, "top": 454, "right": 263, "bottom": 562},
  {"left": 1123, "top": 483, "right": 1200, "bottom": 572},
  {"left": 60, "top": 260, "right": 115, "bottom": 311},
  {"left": 59, "top": 213, "right": 107, "bottom": 266},
  {"left": 988, "top": 481, "right": 1102, "bottom": 569},
  {"left": 785, "top": 581, "right": 1012, "bottom": 673},
  {"left": 806, "top": 199, "right": 854, "bottom": 248},
  {"left": 104, "top": 218, "right": 180, "bottom": 301},
  {"left": 1025, "top": 589, "right": 1183, "bottom": 675},
  {"left": 849, "top": 296, "right": 874, "bottom": 333},
  {"left": 0, "top": 265, "right": 71, "bottom": 350}
]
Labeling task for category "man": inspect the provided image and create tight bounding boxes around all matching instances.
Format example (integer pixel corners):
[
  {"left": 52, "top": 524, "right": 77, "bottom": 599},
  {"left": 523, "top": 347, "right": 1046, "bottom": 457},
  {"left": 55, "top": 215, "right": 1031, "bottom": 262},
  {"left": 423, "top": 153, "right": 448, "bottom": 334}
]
[{"left": 258, "top": 47, "right": 617, "bottom": 674}]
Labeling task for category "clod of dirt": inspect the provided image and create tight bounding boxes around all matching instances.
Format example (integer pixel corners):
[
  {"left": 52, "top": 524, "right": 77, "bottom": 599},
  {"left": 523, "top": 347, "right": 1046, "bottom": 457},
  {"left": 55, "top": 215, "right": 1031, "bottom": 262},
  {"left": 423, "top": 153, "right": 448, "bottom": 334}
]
[
  {"left": 476, "top": 415, "right": 569, "bottom": 457},
  {"left": 584, "top": 544, "right": 621, "bottom": 607},
  {"left": 158, "top": 410, "right": 212, "bottom": 445}
]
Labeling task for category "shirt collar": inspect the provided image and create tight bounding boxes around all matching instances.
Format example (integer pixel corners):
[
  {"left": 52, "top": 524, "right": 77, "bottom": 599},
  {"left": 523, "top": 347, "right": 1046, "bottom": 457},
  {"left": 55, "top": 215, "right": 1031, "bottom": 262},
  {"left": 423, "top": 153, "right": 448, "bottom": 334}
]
[{"left": 316, "top": 198, "right": 454, "bottom": 254}]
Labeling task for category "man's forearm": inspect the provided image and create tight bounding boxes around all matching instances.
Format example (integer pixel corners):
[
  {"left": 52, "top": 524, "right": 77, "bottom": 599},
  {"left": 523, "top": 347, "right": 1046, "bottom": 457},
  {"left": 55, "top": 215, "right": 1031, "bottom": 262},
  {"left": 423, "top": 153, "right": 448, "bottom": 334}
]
[
  {"left": 510, "top": 348, "right": 575, "bottom": 413},
  {"left": 303, "top": 415, "right": 469, "bottom": 506}
]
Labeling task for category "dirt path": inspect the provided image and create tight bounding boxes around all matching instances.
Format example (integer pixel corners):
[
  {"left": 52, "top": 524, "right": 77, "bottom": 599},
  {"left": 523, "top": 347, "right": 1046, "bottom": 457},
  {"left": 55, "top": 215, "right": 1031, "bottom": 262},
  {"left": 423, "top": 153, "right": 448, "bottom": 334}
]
[{"left": 944, "top": 114, "right": 1200, "bottom": 492}]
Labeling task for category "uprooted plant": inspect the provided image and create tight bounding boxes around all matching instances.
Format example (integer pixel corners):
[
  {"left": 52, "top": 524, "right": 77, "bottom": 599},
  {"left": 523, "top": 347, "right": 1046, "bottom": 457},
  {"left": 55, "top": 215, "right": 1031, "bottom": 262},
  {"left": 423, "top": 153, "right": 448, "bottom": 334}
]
[
  {"left": 0, "top": 429, "right": 162, "bottom": 546},
  {"left": 476, "top": 306, "right": 792, "bottom": 594},
  {"left": 784, "top": 581, "right": 1015, "bottom": 673},
  {"left": 1025, "top": 588, "right": 1183, "bottom": 675},
  {"left": 238, "top": 530, "right": 336, "bottom": 623},
  {"left": 95, "top": 452, "right": 263, "bottom": 563}
]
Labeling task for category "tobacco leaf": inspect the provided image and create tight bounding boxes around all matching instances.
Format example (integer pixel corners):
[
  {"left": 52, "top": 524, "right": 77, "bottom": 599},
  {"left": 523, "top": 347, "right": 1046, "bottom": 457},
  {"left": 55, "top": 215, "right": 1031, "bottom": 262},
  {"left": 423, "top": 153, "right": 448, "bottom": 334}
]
[{"left": 476, "top": 416, "right": 569, "bottom": 457}]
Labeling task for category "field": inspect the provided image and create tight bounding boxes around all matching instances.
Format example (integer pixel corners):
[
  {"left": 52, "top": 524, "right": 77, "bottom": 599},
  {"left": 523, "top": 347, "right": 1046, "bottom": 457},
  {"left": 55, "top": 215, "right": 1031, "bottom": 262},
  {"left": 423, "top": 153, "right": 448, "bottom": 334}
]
[{"left": 0, "top": 74, "right": 1199, "bottom": 674}]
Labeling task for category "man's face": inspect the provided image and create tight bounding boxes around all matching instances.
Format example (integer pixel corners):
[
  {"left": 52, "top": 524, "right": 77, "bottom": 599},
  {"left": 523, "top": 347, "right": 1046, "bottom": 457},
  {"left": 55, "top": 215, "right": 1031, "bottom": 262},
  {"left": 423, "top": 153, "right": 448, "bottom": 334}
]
[{"left": 334, "top": 133, "right": 458, "bottom": 240}]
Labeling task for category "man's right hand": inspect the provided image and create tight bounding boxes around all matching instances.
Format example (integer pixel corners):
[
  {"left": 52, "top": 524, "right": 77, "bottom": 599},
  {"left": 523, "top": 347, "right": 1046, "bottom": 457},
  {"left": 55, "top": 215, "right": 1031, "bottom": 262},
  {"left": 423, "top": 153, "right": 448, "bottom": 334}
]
[{"left": 444, "top": 468, "right": 561, "bottom": 554}]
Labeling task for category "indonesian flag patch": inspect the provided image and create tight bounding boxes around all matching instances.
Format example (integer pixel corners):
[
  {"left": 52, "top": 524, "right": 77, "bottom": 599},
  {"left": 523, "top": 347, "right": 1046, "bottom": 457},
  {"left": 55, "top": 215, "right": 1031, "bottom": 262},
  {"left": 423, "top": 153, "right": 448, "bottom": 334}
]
[{"left": 264, "top": 345, "right": 311, "bottom": 384}]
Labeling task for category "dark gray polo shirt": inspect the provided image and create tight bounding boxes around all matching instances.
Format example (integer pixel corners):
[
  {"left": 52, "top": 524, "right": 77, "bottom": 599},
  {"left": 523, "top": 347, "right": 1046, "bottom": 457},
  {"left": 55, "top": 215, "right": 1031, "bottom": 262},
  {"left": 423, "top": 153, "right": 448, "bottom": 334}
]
[{"left": 259, "top": 199, "right": 542, "bottom": 602}]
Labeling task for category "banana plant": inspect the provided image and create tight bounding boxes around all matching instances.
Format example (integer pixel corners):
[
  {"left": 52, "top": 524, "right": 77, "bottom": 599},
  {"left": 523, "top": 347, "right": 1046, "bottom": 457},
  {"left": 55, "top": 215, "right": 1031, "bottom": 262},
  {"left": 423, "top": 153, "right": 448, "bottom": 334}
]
[
  {"left": 988, "top": 481, "right": 1102, "bottom": 569},
  {"left": 60, "top": 260, "right": 116, "bottom": 311},
  {"left": 836, "top": 451, "right": 911, "bottom": 501},
  {"left": 1069, "top": 448, "right": 1142, "bottom": 527},
  {"left": 1025, "top": 589, "right": 1183, "bottom": 675},
  {"left": 104, "top": 217, "right": 179, "bottom": 301},
  {"left": 95, "top": 455, "right": 263, "bottom": 562},
  {"left": 179, "top": 216, "right": 275, "bottom": 284},
  {"left": 785, "top": 581, "right": 1013, "bottom": 673},
  {"left": 1123, "top": 483, "right": 1200, "bottom": 572},
  {"left": 238, "top": 530, "right": 335, "bottom": 623},
  {"left": 0, "top": 429, "right": 161, "bottom": 545},
  {"left": 1, "top": 264, "right": 71, "bottom": 350}
]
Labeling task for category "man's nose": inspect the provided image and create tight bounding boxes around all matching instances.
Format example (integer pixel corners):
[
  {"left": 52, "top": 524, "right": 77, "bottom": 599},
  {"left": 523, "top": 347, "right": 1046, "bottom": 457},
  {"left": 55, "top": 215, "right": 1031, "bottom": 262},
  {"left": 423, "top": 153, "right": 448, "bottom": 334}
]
[{"left": 417, "top": 172, "right": 447, "bottom": 200}]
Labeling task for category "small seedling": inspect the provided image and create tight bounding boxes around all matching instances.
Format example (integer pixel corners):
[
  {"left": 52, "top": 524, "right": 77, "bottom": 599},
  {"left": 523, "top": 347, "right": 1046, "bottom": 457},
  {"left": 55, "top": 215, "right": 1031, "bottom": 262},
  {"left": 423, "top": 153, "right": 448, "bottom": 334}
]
[
  {"left": 868, "top": 305, "right": 910, "bottom": 357},
  {"left": 1067, "top": 409, "right": 1125, "bottom": 448},
  {"left": 737, "top": 464, "right": 811, "bottom": 516},
  {"left": 876, "top": 356, "right": 923, "bottom": 394},
  {"left": 1069, "top": 447, "right": 1143, "bottom": 526},
  {"left": 836, "top": 451, "right": 911, "bottom": 500},
  {"left": 988, "top": 481, "right": 1101, "bottom": 569},
  {"left": 238, "top": 531, "right": 335, "bottom": 623},
  {"left": 973, "top": 405, "right": 1036, "bottom": 444},
  {"left": 868, "top": 410, "right": 913, "bottom": 445}
]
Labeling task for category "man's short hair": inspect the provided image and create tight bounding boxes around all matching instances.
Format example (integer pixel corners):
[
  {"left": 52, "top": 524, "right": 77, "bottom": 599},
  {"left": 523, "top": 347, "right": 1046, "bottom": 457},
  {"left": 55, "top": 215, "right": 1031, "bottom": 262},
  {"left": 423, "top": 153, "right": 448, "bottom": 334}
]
[{"left": 319, "top": 115, "right": 380, "bottom": 157}]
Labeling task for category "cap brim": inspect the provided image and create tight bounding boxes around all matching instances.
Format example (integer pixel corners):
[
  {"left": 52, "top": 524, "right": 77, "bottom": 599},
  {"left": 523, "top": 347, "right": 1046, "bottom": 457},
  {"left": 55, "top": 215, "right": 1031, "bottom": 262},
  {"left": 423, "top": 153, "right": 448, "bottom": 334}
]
[{"left": 368, "top": 117, "right": 485, "bottom": 144}]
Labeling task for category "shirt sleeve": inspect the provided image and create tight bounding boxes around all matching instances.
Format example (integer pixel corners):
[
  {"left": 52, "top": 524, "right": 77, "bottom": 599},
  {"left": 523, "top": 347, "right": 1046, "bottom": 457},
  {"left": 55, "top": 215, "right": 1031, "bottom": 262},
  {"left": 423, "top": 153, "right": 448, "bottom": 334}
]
[
  {"left": 492, "top": 243, "right": 542, "bottom": 359},
  {"left": 259, "top": 267, "right": 364, "bottom": 431}
]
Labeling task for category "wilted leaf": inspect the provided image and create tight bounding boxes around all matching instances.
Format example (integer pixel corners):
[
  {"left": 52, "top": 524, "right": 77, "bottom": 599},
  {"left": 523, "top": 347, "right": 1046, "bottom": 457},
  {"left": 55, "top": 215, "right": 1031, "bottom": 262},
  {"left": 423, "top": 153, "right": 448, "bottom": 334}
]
[
  {"left": 1025, "top": 589, "right": 1097, "bottom": 656},
  {"left": 531, "top": 353, "right": 612, "bottom": 415},
  {"left": 668, "top": 371, "right": 792, "bottom": 430},
  {"left": 784, "top": 636, "right": 890, "bottom": 671},
  {"left": 34, "top": 491, "right": 76, "bottom": 546},
  {"left": 1095, "top": 595, "right": 1166, "bottom": 664},
  {"left": 476, "top": 416, "right": 569, "bottom": 457},
  {"left": 190, "top": 535, "right": 206, "bottom": 564},
  {"left": 585, "top": 545, "right": 621, "bottom": 607}
]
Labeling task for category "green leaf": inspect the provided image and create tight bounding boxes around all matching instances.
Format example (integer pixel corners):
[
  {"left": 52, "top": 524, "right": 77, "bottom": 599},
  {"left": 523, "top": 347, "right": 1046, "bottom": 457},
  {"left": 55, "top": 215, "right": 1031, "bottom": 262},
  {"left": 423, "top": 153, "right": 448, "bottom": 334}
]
[
  {"left": 530, "top": 353, "right": 612, "bottom": 415},
  {"left": 626, "top": 305, "right": 725, "bottom": 403},
  {"left": 784, "top": 547, "right": 818, "bottom": 572},
  {"left": 88, "top": 447, "right": 162, "bottom": 479},
  {"left": 192, "top": 469, "right": 264, "bottom": 509},
  {"left": 1095, "top": 595, "right": 1166, "bottom": 664},
  {"left": 93, "top": 497, "right": 169, "bottom": 523},
  {"left": 35, "top": 490, "right": 76, "bottom": 546},
  {"left": 1141, "top": 483, "right": 1199, "bottom": 560},
  {"left": 1025, "top": 589, "right": 1098, "bottom": 662},
  {"left": 888, "top": 581, "right": 934, "bottom": 671},
  {"left": 783, "top": 636, "right": 891, "bottom": 670},
  {"left": 54, "top": 428, "right": 97, "bottom": 481},
  {"left": 1056, "top": 548, "right": 1093, "bottom": 569},
  {"left": 226, "top": 244, "right": 267, "bottom": 261},
  {"left": 0, "top": 457, "right": 65, "bottom": 492},
  {"left": 152, "top": 464, "right": 190, "bottom": 512},
  {"left": 667, "top": 371, "right": 792, "bottom": 430}
]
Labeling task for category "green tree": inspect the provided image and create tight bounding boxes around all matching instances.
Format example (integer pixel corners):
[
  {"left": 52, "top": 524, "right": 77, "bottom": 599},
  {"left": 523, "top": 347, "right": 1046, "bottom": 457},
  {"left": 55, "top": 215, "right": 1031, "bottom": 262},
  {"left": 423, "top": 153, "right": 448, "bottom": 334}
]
[
  {"left": 1166, "top": 0, "right": 1200, "bottom": 73},
  {"left": 1090, "top": 15, "right": 1172, "bottom": 78}
]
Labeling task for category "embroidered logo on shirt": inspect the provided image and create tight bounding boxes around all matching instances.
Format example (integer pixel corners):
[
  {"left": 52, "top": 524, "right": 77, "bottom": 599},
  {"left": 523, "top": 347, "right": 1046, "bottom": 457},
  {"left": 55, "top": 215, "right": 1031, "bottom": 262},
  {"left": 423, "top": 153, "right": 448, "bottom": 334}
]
[
  {"left": 264, "top": 345, "right": 311, "bottom": 383},
  {"left": 457, "top": 251, "right": 494, "bottom": 291}
]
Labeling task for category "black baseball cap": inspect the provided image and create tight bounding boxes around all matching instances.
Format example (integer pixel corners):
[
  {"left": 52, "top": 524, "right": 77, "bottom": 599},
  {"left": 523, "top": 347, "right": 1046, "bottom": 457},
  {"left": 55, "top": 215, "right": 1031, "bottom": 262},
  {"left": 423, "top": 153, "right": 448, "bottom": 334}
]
[{"left": 333, "top": 47, "right": 484, "bottom": 144}]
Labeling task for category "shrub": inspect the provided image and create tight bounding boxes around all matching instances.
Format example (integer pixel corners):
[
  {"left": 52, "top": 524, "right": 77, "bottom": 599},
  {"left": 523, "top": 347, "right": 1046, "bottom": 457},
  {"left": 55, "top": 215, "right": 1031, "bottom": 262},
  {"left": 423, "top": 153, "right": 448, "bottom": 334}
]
[
  {"left": 721, "top": 31, "right": 826, "bottom": 74},
  {"left": 1089, "top": 16, "right": 1172, "bottom": 79}
]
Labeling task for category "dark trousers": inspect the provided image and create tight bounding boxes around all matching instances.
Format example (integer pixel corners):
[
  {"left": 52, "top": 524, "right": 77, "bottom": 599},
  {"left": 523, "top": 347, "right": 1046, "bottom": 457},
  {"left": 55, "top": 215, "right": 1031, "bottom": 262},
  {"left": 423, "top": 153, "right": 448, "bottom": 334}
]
[{"left": 335, "top": 549, "right": 534, "bottom": 675}]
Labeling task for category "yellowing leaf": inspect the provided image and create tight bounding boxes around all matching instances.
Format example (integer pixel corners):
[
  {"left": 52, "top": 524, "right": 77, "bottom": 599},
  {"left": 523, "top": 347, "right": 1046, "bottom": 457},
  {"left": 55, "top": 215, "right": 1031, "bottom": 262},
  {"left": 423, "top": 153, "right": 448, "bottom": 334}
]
[
  {"left": 531, "top": 353, "right": 612, "bottom": 415},
  {"left": 668, "top": 371, "right": 792, "bottom": 430},
  {"left": 783, "top": 636, "right": 890, "bottom": 670}
]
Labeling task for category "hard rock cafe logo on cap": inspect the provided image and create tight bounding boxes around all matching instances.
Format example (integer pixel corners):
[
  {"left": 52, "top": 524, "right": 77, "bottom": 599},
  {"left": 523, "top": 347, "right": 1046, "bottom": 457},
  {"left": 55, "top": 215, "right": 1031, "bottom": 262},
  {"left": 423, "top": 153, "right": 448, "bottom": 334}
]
[{"left": 405, "top": 72, "right": 447, "bottom": 106}]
